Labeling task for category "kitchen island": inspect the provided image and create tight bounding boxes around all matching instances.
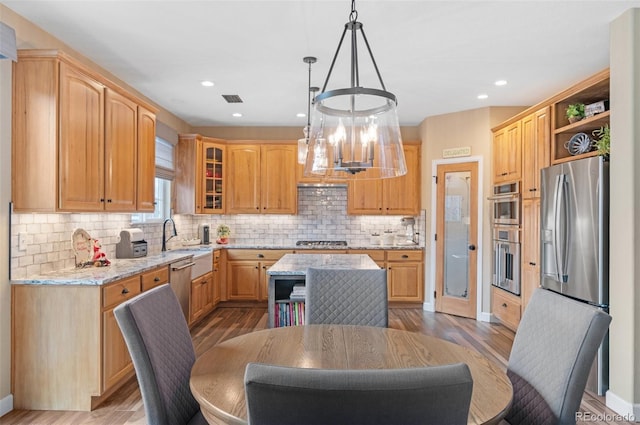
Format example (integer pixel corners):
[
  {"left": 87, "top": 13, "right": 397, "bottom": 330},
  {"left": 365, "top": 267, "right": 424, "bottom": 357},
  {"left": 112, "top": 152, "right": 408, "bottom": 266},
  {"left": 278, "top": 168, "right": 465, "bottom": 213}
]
[{"left": 266, "top": 253, "right": 380, "bottom": 328}]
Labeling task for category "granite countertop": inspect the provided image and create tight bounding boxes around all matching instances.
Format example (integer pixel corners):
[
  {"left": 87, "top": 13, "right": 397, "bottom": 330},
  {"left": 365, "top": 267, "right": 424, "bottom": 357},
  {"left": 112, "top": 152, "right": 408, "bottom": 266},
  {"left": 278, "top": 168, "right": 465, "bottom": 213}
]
[
  {"left": 267, "top": 254, "right": 380, "bottom": 276},
  {"left": 220, "top": 243, "right": 422, "bottom": 250},
  {"left": 11, "top": 247, "right": 215, "bottom": 286},
  {"left": 13, "top": 243, "right": 421, "bottom": 286}
]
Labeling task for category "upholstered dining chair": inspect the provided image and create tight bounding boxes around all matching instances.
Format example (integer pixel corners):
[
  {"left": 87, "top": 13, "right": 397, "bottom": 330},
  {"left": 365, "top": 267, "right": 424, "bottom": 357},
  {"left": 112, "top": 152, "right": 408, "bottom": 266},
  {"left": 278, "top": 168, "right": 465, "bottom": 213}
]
[
  {"left": 114, "top": 284, "right": 207, "bottom": 425},
  {"left": 305, "top": 267, "right": 388, "bottom": 327},
  {"left": 503, "top": 288, "right": 611, "bottom": 425},
  {"left": 244, "top": 362, "right": 473, "bottom": 425}
]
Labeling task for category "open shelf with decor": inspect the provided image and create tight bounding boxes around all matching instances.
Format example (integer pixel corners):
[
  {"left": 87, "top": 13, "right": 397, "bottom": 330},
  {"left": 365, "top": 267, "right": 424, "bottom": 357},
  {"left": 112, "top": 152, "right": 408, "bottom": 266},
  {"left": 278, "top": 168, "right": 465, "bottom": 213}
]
[{"left": 551, "top": 69, "right": 609, "bottom": 164}]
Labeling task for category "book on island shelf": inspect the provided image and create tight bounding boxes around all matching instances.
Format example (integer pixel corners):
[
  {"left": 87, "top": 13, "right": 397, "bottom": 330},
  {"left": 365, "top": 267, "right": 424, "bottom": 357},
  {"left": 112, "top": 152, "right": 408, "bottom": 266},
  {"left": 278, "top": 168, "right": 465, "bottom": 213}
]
[{"left": 289, "top": 284, "right": 306, "bottom": 301}]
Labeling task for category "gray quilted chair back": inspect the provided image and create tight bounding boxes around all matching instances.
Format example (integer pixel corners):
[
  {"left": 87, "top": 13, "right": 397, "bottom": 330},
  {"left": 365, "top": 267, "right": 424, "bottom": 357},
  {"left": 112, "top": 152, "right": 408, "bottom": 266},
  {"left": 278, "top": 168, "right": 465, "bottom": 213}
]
[
  {"left": 114, "top": 284, "right": 207, "bottom": 425},
  {"left": 505, "top": 288, "right": 611, "bottom": 425},
  {"left": 305, "top": 268, "right": 388, "bottom": 327},
  {"left": 244, "top": 362, "right": 473, "bottom": 425}
]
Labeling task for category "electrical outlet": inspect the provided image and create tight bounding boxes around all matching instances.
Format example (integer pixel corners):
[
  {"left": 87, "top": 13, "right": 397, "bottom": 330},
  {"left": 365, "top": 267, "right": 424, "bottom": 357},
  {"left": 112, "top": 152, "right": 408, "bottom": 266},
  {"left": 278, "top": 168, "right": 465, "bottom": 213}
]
[{"left": 19, "top": 232, "right": 27, "bottom": 251}]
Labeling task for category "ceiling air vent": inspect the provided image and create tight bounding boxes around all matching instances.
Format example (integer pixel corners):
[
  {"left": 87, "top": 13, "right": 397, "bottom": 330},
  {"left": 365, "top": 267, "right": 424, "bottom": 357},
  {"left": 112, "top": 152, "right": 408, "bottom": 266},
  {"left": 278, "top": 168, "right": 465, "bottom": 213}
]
[{"left": 222, "top": 94, "right": 243, "bottom": 103}]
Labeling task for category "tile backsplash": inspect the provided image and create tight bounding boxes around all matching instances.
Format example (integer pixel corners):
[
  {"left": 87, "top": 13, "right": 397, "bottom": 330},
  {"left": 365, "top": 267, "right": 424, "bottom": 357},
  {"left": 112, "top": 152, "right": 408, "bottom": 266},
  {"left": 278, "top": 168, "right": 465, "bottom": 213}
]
[{"left": 10, "top": 187, "right": 425, "bottom": 279}]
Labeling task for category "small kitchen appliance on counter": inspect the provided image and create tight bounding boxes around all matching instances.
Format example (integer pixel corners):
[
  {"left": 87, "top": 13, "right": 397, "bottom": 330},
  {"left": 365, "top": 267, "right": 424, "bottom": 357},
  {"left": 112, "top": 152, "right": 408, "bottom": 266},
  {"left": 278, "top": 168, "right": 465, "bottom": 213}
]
[
  {"left": 116, "top": 228, "right": 148, "bottom": 258},
  {"left": 198, "top": 224, "right": 211, "bottom": 245}
]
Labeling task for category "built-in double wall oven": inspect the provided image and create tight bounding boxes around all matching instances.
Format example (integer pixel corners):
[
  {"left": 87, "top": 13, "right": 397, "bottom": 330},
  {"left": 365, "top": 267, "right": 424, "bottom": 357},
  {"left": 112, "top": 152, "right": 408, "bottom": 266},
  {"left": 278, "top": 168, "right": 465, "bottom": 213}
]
[{"left": 490, "top": 181, "right": 521, "bottom": 295}]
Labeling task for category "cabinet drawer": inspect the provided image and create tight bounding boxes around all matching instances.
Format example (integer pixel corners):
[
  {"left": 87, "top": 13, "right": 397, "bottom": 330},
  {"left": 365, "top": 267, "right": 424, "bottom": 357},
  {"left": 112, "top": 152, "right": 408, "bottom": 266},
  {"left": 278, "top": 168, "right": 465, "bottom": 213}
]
[
  {"left": 102, "top": 276, "right": 141, "bottom": 309},
  {"left": 226, "top": 249, "right": 293, "bottom": 261},
  {"left": 492, "top": 287, "right": 521, "bottom": 330},
  {"left": 140, "top": 266, "right": 169, "bottom": 291},
  {"left": 213, "top": 250, "right": 221, "bottom": 261},
  {"left": 386, "top": 250, "right": 423, "bottom": 262}
]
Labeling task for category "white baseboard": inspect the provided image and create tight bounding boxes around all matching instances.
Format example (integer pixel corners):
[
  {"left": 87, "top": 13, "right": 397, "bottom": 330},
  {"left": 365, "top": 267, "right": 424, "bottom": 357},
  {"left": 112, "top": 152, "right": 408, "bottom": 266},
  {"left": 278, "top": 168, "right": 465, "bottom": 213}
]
[
  {"left": 605, "top": 390, "right": 640, "bottom": 422},
  {"left": 478, "top": 312, "right": 493, "bottom": 323},
  {"left": 0, "top": 394, "right": 13, "bottom": 418},
  {"left": 422, "top": 302, "right": 435, "bottom": 312}
]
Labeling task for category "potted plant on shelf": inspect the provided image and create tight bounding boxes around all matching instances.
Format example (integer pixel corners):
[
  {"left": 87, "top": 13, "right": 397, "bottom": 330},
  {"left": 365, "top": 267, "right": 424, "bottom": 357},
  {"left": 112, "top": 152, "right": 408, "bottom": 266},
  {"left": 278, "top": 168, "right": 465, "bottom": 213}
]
[
  {"left": 566, "top": 103, "right": 586, "bottom": 124},
  {"left": 592, "top": 124, "right": 610, "bottom": 158},
  {"left": 216, "top": 224, "right": 231, "bottom": 244}
]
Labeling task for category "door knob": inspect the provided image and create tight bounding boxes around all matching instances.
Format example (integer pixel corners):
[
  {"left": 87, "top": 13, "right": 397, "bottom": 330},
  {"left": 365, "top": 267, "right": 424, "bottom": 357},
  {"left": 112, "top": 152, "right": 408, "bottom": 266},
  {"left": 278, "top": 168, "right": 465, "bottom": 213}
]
[{"left": 468, "top": 244, "right": 476, "bottom": 251}]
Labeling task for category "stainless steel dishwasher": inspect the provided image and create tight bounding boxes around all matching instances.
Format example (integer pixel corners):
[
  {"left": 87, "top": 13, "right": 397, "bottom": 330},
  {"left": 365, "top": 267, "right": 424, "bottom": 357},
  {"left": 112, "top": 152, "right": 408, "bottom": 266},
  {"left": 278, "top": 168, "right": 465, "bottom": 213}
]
[{"left": 169, "top": 257, "right": 195, "bottom": 321}]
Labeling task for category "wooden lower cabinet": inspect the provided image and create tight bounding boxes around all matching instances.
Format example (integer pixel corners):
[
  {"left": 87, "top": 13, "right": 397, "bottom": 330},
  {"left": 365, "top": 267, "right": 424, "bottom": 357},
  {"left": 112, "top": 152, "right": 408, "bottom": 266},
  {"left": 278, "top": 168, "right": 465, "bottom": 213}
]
[
  {"left": 226, "top": 250, "right": 293, "bottom": 301},
  {"left": 348, "top": 249, "right": 424, "bottom": 302},
  {"left": 190, "top": 271, "right": 214, "bottom": 325},
  {"left": 213, "top": 250, "right": 222, "bottom": 305},
  {"left": 386, "top": 250, "right": 424, "bottom": 302},
  {"left": 492, "top": 286, "right": 521, "bottom": 331},
  {"left": 12, "top": 265, "right": 168, "bottom": 411}
]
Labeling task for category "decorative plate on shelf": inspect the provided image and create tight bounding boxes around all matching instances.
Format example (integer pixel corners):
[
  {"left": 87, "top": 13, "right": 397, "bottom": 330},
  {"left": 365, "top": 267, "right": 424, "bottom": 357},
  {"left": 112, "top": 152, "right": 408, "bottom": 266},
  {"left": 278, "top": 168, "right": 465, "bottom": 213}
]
[{"left": 565, "top": 132, "right": 592, "bottom": 156}]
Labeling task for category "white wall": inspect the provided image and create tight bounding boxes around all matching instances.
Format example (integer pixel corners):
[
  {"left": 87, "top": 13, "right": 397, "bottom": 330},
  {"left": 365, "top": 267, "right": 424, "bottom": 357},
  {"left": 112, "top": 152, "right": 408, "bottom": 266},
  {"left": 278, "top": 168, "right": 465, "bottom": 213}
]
[
  {"left": 418, "top": 106, "right": 526, "bottom": 317},
  {"left": 607, "top": 8, "right": 640, "bottom": 420}
]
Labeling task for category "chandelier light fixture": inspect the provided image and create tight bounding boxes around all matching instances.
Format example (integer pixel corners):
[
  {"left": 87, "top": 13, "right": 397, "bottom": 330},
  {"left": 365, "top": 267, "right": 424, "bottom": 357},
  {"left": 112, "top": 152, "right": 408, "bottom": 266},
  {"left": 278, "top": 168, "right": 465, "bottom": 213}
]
[
  {"left": 297, "top": 56, "right": 318, "bottom": 165},
  {"left": 304, "top": 0, "right": 406, "bottom": 179}
]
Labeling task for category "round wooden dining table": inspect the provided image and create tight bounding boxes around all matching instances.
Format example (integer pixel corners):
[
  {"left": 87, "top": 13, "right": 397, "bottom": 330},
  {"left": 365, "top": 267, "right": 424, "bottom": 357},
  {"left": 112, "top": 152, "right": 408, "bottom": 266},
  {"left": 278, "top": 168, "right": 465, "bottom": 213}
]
[{"left": 190, "top": 324, "right": 512, "bottom": 425}]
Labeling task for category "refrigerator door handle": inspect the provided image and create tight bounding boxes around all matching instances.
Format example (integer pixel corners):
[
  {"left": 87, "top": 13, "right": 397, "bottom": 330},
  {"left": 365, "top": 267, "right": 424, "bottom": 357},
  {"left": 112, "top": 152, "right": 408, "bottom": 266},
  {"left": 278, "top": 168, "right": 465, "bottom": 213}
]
[
  {"left": 557, "top": 174, "right": 570, "bottom": 283},
  {"left": 551, "top": 174, "right": 563, "bottom": 283}
]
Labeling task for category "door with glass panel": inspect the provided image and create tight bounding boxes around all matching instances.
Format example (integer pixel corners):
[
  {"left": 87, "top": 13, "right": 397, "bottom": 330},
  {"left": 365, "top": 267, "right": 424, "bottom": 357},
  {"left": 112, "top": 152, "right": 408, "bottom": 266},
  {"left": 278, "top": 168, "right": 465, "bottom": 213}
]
[{"left": 435, "top": 162, "right": 478, "bottom": 319}]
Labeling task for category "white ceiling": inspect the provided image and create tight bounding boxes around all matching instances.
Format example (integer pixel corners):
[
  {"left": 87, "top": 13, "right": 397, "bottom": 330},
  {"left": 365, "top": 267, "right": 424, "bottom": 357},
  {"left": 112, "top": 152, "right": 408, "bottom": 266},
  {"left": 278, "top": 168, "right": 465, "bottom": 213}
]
[{"left": 3, "top": 0, "right": 640, "bottom": 127}]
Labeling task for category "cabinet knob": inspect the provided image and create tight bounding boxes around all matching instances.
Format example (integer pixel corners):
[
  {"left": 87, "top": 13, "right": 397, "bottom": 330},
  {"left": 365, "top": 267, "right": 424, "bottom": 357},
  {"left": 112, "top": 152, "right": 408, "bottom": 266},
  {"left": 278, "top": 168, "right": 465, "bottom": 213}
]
[
  {"left": 468, "top": 245, "right": 476, "bottom": 251},
  {"left": 257, "top": 254, "right": 264, "bottom": 259},
  {"left": 402, "top": 254, "right": 409, "bottom": 259},
  {"left": 121, "top": 287, "right": 130, "bottom": 295},
  {"left": 502, "top": 303, "right": 507, "bottom": 308},
  {"left": 529, "top": 262, "right": 536, "bottom": 266},
  {"left": 529, "top": 188, "right": 537, "bottom": 192},
  {"left": 501, "top": 172, "right": 508, "bottom": 176},
  {"left": 107, "top": 199, "right": 112, "bottom": 203},
  {"left": 154, "top": 277, "right": 160, "bottom": 282},
  {"left": 256, "top": 207, "right": 260, "bottom": 210},
  {"left": 255, "top": 266, "right": 259, "bottom": 269},
  {"left": 100, "top": 198, "right": 105, "bottom": 203}
]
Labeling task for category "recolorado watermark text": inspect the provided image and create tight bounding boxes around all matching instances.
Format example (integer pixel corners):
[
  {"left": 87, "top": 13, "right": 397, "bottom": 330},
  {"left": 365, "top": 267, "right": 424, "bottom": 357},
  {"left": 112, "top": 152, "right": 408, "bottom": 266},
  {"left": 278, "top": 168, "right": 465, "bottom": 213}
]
[{"left": 576, "top": 411, "right": 636, "bottom": 422}]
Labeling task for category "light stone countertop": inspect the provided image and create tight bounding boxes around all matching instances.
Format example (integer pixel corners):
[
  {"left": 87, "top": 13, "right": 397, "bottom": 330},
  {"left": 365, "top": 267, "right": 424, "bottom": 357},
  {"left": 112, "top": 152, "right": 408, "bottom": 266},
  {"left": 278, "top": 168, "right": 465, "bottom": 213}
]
[
  {"left": 267, "top": 254, "right": 380, "bottom": 276},
  {"left": 11, "top": 248, "right": 212, "bottom": 286},
  {"left": 13, "top": 244, "right": 421, "bottom": 286}
]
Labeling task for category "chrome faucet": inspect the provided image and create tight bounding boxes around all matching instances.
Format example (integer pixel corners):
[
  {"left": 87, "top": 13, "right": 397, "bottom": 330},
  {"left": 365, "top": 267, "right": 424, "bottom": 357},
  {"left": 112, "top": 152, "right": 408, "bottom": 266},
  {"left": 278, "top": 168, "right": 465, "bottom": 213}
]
[{"left": 162, "top": 218, "right": 178, "bottom": 252}]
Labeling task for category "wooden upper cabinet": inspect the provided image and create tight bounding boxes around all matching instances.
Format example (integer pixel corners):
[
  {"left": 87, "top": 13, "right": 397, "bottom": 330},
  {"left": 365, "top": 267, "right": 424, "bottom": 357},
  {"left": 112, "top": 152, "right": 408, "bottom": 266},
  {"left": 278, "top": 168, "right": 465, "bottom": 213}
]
[
  {"left": 227, "top": 143, "right": 297, "bottom": 214},
  {"left": 227, "top": 145, "right": 261, "bottom": 213},
  {"left": 104, "top": 89, "right": 137, "bottom": 211},
  {"left": 521, "top": 107, "right": 550, "bottom": 199},
  {"left": 261, "top": 145, "right": 297, "bottom": 214},
  {"left": 12, "top": 50, "right": 157, "bottom": 212},
  {"left": 493, "top": 121, "right": 521, "bottom": 183},
  {"left": 137, "top": 106, "right": 156, "bottom": 212},
  {"left": 385, "top": 144, "right": 421, "bottom": 215},
  {"left": 58, "top": 62, "right": 106, "bottom": 211},
  {"left": 348, "top": 143, "right": 421, "bottom": 215},
  {"left": 176, "top": 135, "right": 226, "bottom": 214}
]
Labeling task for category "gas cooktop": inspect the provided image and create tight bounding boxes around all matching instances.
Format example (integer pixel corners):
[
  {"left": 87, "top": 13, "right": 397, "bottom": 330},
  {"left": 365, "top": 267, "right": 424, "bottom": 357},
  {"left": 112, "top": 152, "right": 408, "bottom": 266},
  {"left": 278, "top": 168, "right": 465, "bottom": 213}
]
[{"left": 295, "top": 240, "right": 348, "bottom": 247}]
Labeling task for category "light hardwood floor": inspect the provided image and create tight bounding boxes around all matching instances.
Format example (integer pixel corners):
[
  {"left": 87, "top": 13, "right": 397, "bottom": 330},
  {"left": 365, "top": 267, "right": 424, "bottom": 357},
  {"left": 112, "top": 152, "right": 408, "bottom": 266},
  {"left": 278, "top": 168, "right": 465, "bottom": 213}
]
[{"left": 0, "top": 306, "right": 631, "bottom": 425}]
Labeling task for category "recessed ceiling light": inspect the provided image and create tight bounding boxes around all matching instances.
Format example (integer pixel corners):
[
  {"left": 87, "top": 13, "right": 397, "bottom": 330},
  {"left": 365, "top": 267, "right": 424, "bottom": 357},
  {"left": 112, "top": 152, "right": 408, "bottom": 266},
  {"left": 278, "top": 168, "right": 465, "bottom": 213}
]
[
  {"left": 495, "top": 80, "right": 507, "bottom": 86},
  {"left": 201, "top": 80, "right": 214, "bottom": 87},
  {"left": 232, "top": 113, "right": 242, "bottom": 117},
  {"left": 477, "top": 94, "right": 489, "bottom": 100},
  {"left": 297, "top": 113, "right": 306, "bottom": 118}
]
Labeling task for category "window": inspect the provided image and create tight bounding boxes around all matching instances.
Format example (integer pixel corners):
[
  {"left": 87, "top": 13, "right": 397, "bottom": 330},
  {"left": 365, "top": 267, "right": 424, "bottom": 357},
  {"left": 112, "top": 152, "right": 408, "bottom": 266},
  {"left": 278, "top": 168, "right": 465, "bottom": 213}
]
[{"left": 131, "top": 137, "right": 174, "bottom": 223}]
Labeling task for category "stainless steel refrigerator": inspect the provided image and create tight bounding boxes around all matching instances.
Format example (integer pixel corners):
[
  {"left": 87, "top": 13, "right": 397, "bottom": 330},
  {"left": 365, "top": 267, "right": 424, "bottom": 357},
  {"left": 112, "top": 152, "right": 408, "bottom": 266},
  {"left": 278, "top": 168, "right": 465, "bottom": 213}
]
[{"left": 540, "top": 155, "right": 609, "bottom": 395}]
